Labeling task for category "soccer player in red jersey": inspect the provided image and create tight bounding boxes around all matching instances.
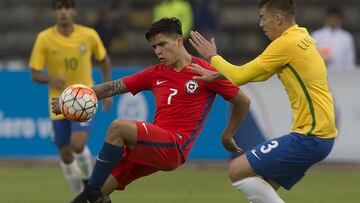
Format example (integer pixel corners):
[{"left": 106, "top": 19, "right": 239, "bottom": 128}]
[{"left": 52, "top": 17, "right": 250, "bottom": 203}]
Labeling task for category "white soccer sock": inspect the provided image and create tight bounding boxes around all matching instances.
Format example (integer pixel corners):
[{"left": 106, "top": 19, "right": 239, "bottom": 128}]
[
  {"left": 232, "top": 177, "right": 285, "bottom": 203},
  {"left": 74, "top": 145, "right": 93, "bottom": 180},
  {"left": 60, "top": 160, "right": 84, "bottom": 194}
]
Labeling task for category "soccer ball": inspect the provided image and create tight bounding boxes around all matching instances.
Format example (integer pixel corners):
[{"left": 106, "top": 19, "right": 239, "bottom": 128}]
[{"left": 59, "top": 84, "right": 98, "bottom": 122}]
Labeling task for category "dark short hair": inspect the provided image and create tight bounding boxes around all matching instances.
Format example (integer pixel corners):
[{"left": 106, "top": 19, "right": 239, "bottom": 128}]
[
  {"left": 145, "top": 17, "right": 183, "bottom": 41},
  {"left": 257, "top": 0, "right": 295, "bottom": 16},
  {"left": 52, "top": 0, "right": 76, "bottom": 9},
  {"left": 326, "top": 7, "right": 343, "bottom": 18}
]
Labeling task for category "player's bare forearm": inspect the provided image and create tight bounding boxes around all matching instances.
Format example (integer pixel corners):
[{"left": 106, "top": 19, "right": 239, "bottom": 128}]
[
  {"left": 31, "top": 69, "right": 51, "bottom": 84},
  {"left": 31, "top": 69, "right": 66, "bottom": 89},
  {"left": 222, "top": 90, "right": 250, "bottom": 152},
  {"left": 223, "top": 90, "right": 250, "bottom": 137},
  {"left": 98, "top": 55, "right": 113, "bottom": 111},
  {"left": 91, "top": 79, "right": 128, "bottom": 100},
  {"left": 98, "top": 54, "right": 112, "bottom": 82}
]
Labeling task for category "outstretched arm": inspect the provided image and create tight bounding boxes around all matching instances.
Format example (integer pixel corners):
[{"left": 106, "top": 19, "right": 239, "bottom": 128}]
[
  {"left": 221, "top": 90, "right": 250, "bottom": 153},
  {"left": 211, "top": 56, "right": 269, "bottom": 85},
  {"left": 189, "top": 31, "right": 271, "bottom": 85},
  {"left": 251, "top": 71, "right": 275, "bottom": 82},
  {"left": 98, "top": 54, "right": 113, "bottom": 111},
  {"left": 188, "top": 63, "right": 273, "bottom": 83},
  {"left": 92, "top": 78, "right": 128, "bottom": 100},
  {"left": 51, "top": 79, "right": 128, "bottom": 115}
]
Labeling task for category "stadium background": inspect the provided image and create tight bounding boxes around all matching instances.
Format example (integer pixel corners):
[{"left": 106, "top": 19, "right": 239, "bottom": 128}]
[{"left": 0, "top": 0, "right": 359, "bottom": 202}]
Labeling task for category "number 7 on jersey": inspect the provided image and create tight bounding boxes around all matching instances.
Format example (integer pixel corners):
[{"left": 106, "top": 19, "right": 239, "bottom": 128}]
[{"left": 168, "top": 88, "right": 178, "bottom": 105}]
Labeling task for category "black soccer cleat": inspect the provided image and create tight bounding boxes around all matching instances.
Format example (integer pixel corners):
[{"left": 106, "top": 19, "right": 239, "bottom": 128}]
[
  {"left": 82, "top": 179, "right": 89, "bottom": 187},
  {"left": 70, "top": 186, "right": 104, "bottom": 203}
]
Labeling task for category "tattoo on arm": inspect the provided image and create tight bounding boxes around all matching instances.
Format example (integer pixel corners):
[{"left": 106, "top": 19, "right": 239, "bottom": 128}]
[{"left": 110, "top": 79, "right": 127, "bottom": 95}]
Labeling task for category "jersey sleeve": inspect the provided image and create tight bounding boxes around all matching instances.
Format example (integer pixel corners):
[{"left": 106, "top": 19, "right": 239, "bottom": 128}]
[
  {"left": 91, "top": 29, "right": 107, "bottom": 61},
  {"left": 210, "top": 79, "right": 239, "bottom": 100},
  {"left": 253, "top": 37, "right": 292, "bottom": 73},
  {"left": 123, "top": 67, "right": 154, "bottom": 95},
  {"left": 28, "top": 33, "right": 46, "bottom": 71}
]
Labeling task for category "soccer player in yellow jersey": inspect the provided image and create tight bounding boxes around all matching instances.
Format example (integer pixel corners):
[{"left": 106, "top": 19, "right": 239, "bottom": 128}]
[
  {"left": 28, "top": 0, "right": 112, "bottom": 195},
  {"left": 189, "top": 0, "right": 337, "bottom": 202}
]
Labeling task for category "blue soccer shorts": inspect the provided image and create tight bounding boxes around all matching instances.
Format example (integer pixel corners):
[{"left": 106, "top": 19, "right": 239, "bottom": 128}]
[
  {"left": 52, "top": 119, "right": 93, "bottom": 147},
  {"left": 246, "top": 132, "right": 334, "bottom": 190}
]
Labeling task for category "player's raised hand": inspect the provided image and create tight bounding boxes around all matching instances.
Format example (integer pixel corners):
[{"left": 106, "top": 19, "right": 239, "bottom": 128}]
[
  {"left": 221, "top": 136, "right": 243, "bottom": 153},
  {"left": 51, "top": 96, "right": 62, "bottom": 115},
  {"left": 102, "top": 97, "right": 113, "bottom": 111},
  {"left": 188, "top": 63, "right": 223, "bottom": 82},
  {"left": 189, "top": 31, "right": 218, "bottom": 61}
]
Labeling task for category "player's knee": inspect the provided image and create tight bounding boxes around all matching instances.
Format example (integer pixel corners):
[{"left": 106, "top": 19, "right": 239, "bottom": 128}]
[
  {"left": 71, "top": 142, "right": 85, "bottom": 153},
  {"left": 107, "top": 119, "right": 127, "bottom": 142},
  {"left": 59, "top": 148, "right": 74, "bottom": 164},
  {"left": 228, "top": 154, "right": 256, "bottom": 182},
  {"left": 228, "top": 159, "right": 245, "bottom": 182}
]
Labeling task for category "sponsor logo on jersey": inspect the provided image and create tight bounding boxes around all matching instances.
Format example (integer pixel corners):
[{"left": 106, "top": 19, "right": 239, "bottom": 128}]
[{"left": 185, "top": 80, "right": 199, "bottom": 94}]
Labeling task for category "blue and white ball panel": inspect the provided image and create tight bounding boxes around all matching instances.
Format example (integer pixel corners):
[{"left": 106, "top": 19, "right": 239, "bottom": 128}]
[
  {"left": 52, "top": 119, "right": 93, "bottom": 147},
  {"left": 246, "top": 132, "right": 334, "bottom": 190}
]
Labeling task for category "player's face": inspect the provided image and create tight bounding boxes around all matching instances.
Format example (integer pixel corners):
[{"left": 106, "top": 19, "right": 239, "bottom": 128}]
[
  {"left": 150, "top": 33, "right": 183, "bottom": 66},
  {"left": 53, "top": 5, "right": 76, "bottom": 26},
  {"left": 327, "top": 15, "right": 342, "bottom": 29},
  {"left": 259, "top": 7, "right": 280, "bottom": 41}
]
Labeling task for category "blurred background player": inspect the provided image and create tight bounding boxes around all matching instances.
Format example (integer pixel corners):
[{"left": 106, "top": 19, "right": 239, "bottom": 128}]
[
  {"left": 51, "top": 17, "right": 250, "bottom": 203},
  {"left": 312, "top": 6, "right": 357, "bottom": 70},
  {"left": 189, "top": 0, "right": 337, "bottom": 202},
  {"left": 153, "top": 0, "right": 193, "bottom": 39},
  {"left": 28, "top": 0, "right": 112, "bottom": 194}
]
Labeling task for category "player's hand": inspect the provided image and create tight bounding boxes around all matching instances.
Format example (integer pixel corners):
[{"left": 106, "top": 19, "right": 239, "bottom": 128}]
[
  {"left": 49, "top": 76, "right": 66, "bottom": 90},
  {"left": 51, "top": 96, "right": 62, "bottom": 115},
  {"left": 102, "top": 97, "right": 113, "bottom": 111},
  {"left": 221, "top": 136, "right": 243, "bottom": 153},
  {"left": 189, "top": 31, "right": 218, "bottom": 61},
  {"left": 188, "top": 63, "right": 223, "bottom": 82}
]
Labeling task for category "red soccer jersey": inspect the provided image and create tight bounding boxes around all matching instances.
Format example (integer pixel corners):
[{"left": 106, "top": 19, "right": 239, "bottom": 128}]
[{"left": 123, "top": 56, "right": 239, "bottom": 158}]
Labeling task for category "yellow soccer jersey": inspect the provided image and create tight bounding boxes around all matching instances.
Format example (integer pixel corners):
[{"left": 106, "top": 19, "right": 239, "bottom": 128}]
[
  {"left": 29, "top": 24, "right": 107, "bottom": 119},
  {"left": 211, "top": 25, "right": 337, "bottom": 138}
]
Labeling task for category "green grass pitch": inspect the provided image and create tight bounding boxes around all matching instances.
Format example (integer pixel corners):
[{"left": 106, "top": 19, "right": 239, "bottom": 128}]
[{"left": 1, "top": 164, "right": 359, "bottom": 203}]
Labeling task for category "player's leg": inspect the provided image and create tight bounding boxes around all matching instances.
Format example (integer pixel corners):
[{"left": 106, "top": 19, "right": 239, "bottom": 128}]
[
  {"left": 53, "top": 119, "right": 84, "bottom": 194},
  {"left": 71, "top": 120, "right": 183, "bottom": 203},
  {"left": 100, "top": 164, "right": 159, "bottom": 203},
  {"left": 101, "top": 175, "right": 119, "bottom": 198},
  {"left": 88, "top": 119, "right": 137, "bottom": 188},
  {"left": 100, "top": 154, "right": 161, "bottom": 202},
  {"left": 230, "top": 133, "right": 334, "bottom": 203},
  {"left": 71, "top": 120, "right": 94, "bottom": 183},
  {"left": 70, "top": 119, "right": 137, "bottom": 203},
  {"left": 71, "top": 132, "right": 92, "bottom": 182},
  {"left": 229, "top": 154, "right": 284, "bottom": 203}
]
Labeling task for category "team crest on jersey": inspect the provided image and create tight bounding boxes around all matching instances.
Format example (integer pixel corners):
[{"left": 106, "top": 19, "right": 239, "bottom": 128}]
[
  {"left": 79, "top": 44, "right": 86, "bottom": 53},
  {"left": 185, "top": 80, "right": 199, "bottom": 94}
]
